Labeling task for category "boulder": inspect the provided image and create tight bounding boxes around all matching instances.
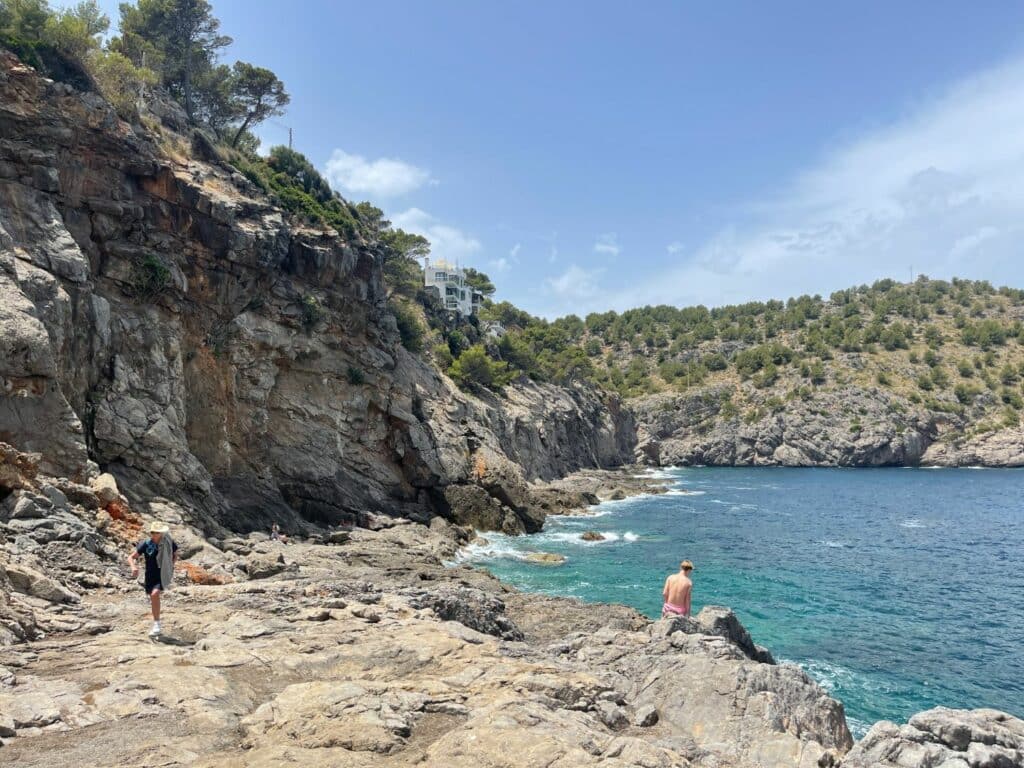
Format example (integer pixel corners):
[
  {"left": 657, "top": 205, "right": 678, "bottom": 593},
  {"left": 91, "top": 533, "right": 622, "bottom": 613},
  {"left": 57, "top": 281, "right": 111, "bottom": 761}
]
[
  {"left": 596, "top": 701, "right": 629, "bottom": 730},
  {"left": 524, "top": 552, "right": 566, "bottom": 565},
  {"left": 650, "top": 614, "right": 702, "bottom": 638},
  {"left": 406, "top": 586, "right": 523, "bottom": 641},
  {"left": 840, "top": 708, "right": 1024, "bottom": 768},
  {"left": 37, "top": 483, "right": 68, "bottom": 510},
  {"left": 3, "top": 562, "right": 79, "bottom": 604},
  {"left": 88, "top": 473, "right": 120, "bottom": 505},
  {"left": 243, "top": 552, "right": 286, "bottom": 580},
  {"left": 580, "top": 531, "right": 605, "bottom": 541},
  {"left": 696, "top": 605, "right": 775, "bottom": 663},
  {"left": 7, "top": 492, "right": 50, "bottom": 520},
  {"left": 436, "top": 484, "right": 527, "bottom": 534},
  {"left": 633, "top": 704, "right": 659, "bottom": 727}
]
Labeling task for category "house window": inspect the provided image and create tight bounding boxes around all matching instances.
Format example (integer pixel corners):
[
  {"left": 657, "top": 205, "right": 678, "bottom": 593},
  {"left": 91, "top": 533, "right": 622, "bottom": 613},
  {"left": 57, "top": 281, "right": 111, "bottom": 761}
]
[{"left": 435, "top": 272, "right": 447, "bottom": 281}]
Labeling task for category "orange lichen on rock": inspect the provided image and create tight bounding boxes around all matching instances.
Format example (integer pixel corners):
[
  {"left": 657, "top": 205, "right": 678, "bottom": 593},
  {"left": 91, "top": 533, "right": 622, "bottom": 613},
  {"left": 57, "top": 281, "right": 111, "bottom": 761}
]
[
  {"left": 180, "top": 561, "right": 232, "bottom": 586},
  {"left": 104, "top": 499, "right": 144, "bottom": 544},
  {"left": 473, "top": 454, "right": 487, "bottom": 481}
]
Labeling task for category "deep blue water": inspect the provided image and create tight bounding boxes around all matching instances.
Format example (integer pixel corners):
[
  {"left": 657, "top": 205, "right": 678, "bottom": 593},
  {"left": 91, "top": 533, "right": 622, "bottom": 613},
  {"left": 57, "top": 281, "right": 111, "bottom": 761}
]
[{"left": 465, "top": 467, "right": 1024, "bottom": 736}]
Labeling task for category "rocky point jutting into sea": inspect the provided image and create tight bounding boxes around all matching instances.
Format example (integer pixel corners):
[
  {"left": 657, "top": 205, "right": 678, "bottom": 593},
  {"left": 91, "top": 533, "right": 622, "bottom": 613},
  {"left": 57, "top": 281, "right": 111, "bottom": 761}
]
[{"left": 1, "top": 47, "right": 1023, "bottom": 768}]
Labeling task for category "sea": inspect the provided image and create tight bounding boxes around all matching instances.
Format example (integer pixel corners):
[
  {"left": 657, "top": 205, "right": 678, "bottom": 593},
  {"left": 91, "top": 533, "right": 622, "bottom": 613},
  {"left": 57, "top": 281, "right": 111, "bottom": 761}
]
[{"left": 461, "top": 467, "right": 1024, "bottom": 737}]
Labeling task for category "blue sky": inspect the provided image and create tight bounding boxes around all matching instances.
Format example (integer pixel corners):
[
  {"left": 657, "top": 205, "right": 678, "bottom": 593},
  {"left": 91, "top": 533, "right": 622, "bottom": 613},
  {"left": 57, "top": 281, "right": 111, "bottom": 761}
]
[{"left": 90, "top": 1, "right": 1024, "bottom": 317}]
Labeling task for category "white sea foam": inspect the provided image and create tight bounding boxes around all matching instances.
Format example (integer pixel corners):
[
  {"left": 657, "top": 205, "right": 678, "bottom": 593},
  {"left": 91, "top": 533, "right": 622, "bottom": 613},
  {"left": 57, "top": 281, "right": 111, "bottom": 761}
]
[
  {"left": 633, "top": 468, "right": 679, "bottom": 480},
  {"left": 900, "top": 518, "right": 926, "bottom": 529},
  {"left": 788, "top": 658, "right": 860, "bottom": 694},
  {"left": 821, "top": 540, "right": 848, "bottom": 548},
  {"left": 665, "top": 488, "right": 706, "bottom": 496},
  {"left": 454, "top": 534, "right": 527, "bottom": 562},
  {"left": 535, "top": 530, "right": 639, "bottom": 546}
]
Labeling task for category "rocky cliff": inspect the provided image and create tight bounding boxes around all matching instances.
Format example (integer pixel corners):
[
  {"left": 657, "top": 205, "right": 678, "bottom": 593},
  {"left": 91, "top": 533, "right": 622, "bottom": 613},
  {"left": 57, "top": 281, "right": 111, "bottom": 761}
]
[
  {"left": 631, "top": 386, "right": 1024, "bottom": 468},
  {"left": 0, "top": 50, "right": 634, "bottom": 537}
]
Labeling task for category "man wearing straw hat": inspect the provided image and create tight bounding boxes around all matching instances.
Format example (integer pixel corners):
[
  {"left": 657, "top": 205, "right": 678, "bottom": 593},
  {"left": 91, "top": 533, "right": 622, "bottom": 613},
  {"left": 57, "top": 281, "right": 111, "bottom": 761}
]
[{"left": 128, "top": 522, "right": 178, "bottom": 636}]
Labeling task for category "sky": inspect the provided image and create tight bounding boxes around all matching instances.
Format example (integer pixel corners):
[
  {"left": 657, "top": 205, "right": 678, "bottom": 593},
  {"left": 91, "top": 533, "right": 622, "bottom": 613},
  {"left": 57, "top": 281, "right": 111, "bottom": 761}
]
[{"left": 89, "top": 1, "right": 1024, "bottom": 318}]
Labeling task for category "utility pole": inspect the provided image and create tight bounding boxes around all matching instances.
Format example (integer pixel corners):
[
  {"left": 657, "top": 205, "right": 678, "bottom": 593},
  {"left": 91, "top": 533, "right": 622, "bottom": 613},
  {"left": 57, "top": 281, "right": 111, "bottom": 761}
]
[{"left": 288, "top": 126, "right": 292, "bottom": 150}]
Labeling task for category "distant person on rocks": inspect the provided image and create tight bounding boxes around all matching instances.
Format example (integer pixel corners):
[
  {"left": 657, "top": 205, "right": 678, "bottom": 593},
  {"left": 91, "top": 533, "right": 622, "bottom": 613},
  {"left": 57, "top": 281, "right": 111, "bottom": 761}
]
[
  {"left": 271, "top": 523, "right": 288, "bottom": 544},
  {"left": 128, "top": 522, "right": 177, "bottom": 637},
  {"left": 662, "top": 560, "right": 694, "bottom": 618}
]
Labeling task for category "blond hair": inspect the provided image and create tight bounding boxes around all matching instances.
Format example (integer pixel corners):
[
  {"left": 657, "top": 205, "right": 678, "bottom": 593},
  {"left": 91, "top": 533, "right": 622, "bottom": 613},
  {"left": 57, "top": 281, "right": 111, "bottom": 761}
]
[{"left": 680, "top": 560, "right": 693, "bottom": 571}]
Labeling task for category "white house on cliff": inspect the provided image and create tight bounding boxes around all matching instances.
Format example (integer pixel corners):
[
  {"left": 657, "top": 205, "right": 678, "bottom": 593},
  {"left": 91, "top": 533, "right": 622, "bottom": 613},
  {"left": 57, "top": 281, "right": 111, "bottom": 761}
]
[{"left": 423, "top": 258, "right": 484, "bottom": 316}]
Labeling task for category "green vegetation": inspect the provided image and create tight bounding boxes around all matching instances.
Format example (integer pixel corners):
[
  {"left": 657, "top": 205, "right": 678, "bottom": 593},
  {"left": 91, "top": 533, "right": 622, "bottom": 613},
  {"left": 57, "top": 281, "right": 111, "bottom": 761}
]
[
  {"left": 2, "top": 0, "right": 287, "bottom": 138},
  {"left": 299, "top": 294, "right": 323, "bottom": 330},
  {"left": 128, "top": 253, "right": 171, "bottom": 300},
  {"left": 390, "top": 300, "right": 424, "bottom": 353},
  {"left": 233, "top": 147, "right": 361, "bottom": 237},
  {"left": 408, "top": 276, "right": 1024, "bottom": 429}
]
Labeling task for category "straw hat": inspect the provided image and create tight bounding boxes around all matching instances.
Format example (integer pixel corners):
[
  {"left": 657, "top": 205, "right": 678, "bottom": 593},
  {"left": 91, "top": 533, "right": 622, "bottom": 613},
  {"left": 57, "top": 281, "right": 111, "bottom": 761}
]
[{"left": 148, "top": 521, "right": 170, "bottom": 534}]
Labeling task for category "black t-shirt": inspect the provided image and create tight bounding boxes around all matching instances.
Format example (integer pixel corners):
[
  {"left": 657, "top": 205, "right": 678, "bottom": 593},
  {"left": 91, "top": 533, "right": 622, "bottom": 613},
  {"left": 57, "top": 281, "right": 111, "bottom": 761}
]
[{"left": 136, "top": 538, "right": 177, "bottom": 584}]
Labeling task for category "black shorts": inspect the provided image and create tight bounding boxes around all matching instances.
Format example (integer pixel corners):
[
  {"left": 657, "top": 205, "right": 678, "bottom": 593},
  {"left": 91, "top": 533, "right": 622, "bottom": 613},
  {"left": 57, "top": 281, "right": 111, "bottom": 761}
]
[{"left": 143, "top": 579, "right": 163, "bottom": 595}]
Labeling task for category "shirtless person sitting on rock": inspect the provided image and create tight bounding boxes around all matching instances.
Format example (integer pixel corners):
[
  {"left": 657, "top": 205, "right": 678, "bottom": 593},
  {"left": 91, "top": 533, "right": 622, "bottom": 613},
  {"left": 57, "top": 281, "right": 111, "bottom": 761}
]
[{"left": 662, "top": 560, "right": 694, "bottom": 618}]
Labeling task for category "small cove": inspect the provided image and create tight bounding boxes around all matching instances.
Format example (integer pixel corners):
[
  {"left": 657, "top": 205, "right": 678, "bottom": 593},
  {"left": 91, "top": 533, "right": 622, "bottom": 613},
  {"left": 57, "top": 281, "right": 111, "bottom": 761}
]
[{"left": 465, "top": 466, "right": 1024, "bottom": 736}]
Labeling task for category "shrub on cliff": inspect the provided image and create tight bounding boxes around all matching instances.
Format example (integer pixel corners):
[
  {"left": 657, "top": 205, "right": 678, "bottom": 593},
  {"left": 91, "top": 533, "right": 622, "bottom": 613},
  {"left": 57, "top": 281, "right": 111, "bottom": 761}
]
[
  {"left": 128, "top": 253, "right": 171, "bottom": 300},
  {"left": 449, "top": 345, "right": 511, "bottom": 391},
  {"left": 234, "top": 148, "right": 359, "bottom": 237},
  {"left": 300, "top": 294, "right": 323, "bottom": 330},
  {"left": 390, "top": 300, "right": 424, "bottom": 353},
  {"left": 90, "top": 50, "right": 157, "bottom": 117},
  {"left": 1, "top": 0, "right": 106, "bottom": 88}
]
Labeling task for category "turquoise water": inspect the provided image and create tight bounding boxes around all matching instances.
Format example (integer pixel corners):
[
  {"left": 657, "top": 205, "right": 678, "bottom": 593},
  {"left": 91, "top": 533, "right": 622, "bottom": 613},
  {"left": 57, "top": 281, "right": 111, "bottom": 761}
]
[{"left": 465, "top": 467, "right": 1024, "bottom": 736}]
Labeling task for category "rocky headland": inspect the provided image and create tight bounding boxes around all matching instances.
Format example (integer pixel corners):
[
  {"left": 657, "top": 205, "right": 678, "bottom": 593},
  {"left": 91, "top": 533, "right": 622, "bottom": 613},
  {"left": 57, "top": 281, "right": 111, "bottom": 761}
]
[{"left": 631, "top": 387, "right": 1024, "bottom": 469}]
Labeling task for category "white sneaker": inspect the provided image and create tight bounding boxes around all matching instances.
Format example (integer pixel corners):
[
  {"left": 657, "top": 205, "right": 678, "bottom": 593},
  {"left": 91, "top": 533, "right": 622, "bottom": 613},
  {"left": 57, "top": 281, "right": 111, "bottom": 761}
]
[{"left": 149, "top": 621, "right": 161, "bottom": 636}]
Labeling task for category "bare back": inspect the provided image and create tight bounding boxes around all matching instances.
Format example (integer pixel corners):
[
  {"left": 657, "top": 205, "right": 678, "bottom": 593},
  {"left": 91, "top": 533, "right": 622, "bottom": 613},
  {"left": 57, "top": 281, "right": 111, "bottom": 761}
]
[{"left": 663, "top": 572, "right": 692, "bottom": 610}]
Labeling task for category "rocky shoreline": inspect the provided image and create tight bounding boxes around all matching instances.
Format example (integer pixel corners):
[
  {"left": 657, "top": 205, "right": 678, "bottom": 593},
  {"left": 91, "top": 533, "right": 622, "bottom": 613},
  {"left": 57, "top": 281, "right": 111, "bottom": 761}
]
[
  {"left": 2, "top": 446, "right": 1022, "bottom": 767},
  {"left": 528, "top": 466, "right": 674, "bottom": 517}
]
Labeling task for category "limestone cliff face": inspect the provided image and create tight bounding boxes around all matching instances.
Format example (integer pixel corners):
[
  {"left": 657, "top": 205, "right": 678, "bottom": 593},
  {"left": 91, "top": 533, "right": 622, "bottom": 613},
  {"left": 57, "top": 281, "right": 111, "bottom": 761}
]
[
  {"left": 0, "top": 51, "right": 634, "bottom": 535},
  {"left": 630, "top": 386, "right": 1024, "bottom": 468},
  {"left": 632, "top": 387, "right": 937, "bottom": 467}
]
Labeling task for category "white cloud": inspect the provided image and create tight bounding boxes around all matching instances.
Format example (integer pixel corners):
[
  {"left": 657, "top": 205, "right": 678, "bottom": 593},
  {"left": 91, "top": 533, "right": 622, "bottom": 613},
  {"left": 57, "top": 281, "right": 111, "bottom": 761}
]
[
  {"left": 490, "top": 243, "right": 520, "bottom": 273},
  {"left": 593, "top": 233, "right": 620, "bottom": 257},
  {"left": 666, "top": 241, "right": 686, "bottom": 255},
  {"left": 950, "top": 226, "right": 1000, "bottom": 260},
  {"left": 324, "top": 149, "right": 432, "bottom": 198},
  {"left": 391, "top": 207, "right": 481, "bottom": 263},
  {"left": 544, "top": 264, "right": 605, "bottom": 301},
  {"left": 609, "top": 54, "right": 1024, "bottom": 311}
]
